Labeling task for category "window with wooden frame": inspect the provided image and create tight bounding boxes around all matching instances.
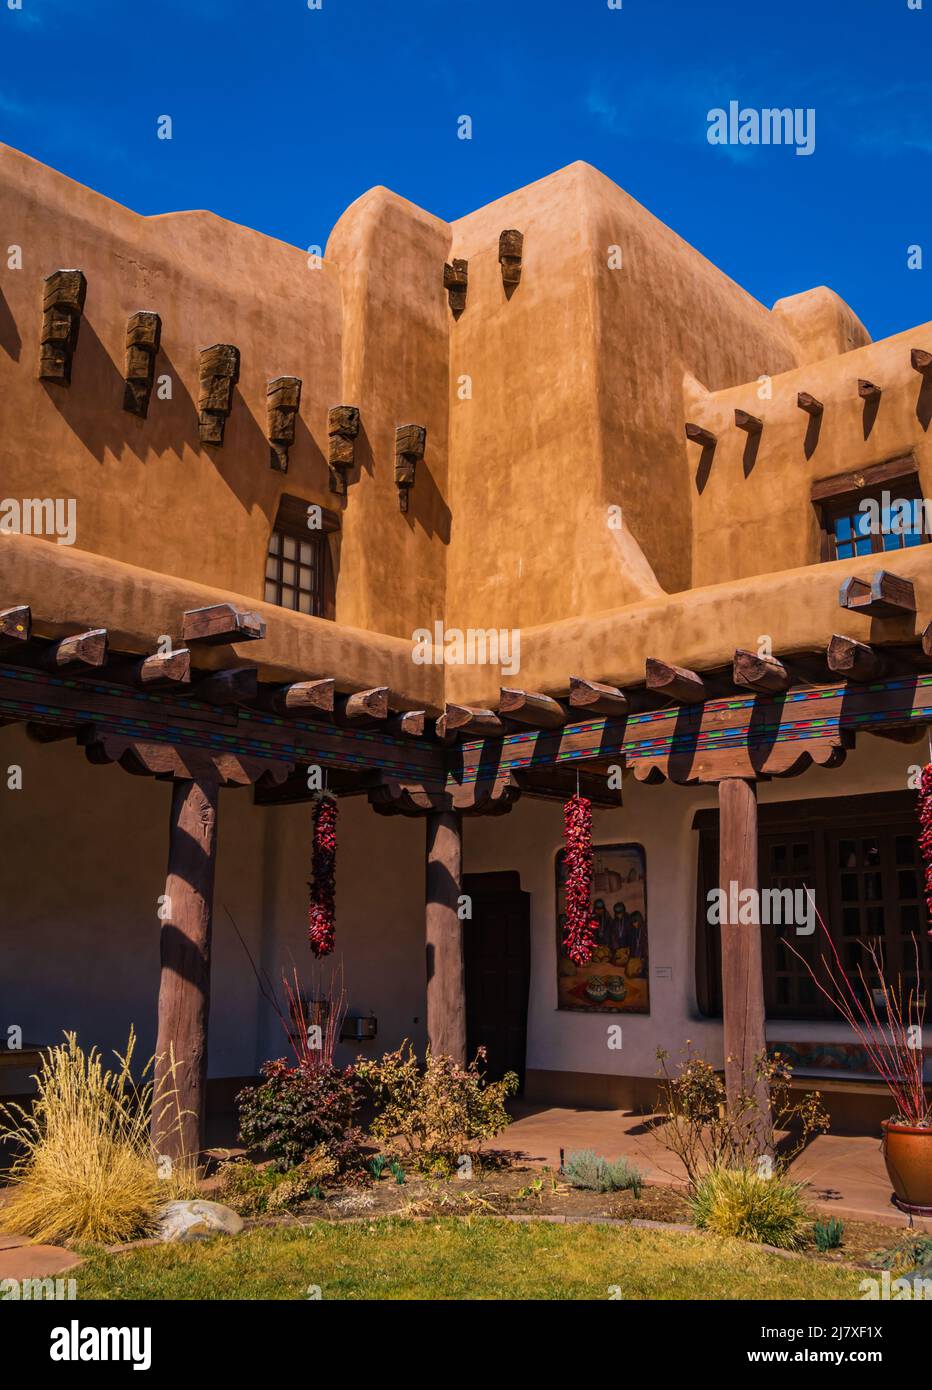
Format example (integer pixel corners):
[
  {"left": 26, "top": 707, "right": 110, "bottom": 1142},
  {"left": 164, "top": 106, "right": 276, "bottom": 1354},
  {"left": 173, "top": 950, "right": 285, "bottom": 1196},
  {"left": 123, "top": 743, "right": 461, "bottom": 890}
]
[
  {"left": 264, "top": 494, "right": 338, "bottom": 620},
  {"left": 694, "top": 792, "right": 932, "bottom": 1021},
  {"left": 811, "top": 456, "right": 928, "bottom": 562}
]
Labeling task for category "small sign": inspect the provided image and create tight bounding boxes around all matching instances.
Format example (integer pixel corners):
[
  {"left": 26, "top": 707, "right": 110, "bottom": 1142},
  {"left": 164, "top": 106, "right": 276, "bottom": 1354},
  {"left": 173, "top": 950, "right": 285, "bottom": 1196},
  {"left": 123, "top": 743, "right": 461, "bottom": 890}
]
[{"left": 653, "top": 966, "right": 672, "bottom": 980}]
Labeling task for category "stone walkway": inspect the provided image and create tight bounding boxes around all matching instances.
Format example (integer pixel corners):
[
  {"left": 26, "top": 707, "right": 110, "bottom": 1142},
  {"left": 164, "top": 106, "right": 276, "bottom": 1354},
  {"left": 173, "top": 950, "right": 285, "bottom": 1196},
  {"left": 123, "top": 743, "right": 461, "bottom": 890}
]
[{"left": 489, "top": 1103, "right": 932, "bottom": 1230}]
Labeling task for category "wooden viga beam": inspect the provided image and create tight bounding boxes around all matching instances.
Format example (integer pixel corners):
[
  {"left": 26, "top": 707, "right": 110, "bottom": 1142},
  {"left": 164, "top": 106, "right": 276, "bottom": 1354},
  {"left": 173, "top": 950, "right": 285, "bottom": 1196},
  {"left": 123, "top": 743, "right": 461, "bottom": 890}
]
[
  {"left": 44, "top": 628, "right": 108, "bottom": 670},
  {"left": 732, "top": 649, "right": 790, "bottom": 694},
  {"left": 797, "top": 391, "right": 823, "bottom": 416},
  {"left": 684, "top": 422, "right": 716, "bottom": 448},
  {"left": 335, "top": 687, "right": 389, "bottom": 726},
  {"left": 436, "top": 703, "right": 504, "bottom": 739},
  {"left": 645, "top": 657, "right": 707, "bottom": 704},
  {"left": 827, "top": 633, "right": 886, "bottom": 682},
  {"left": 734, "top": 409, "right": 763, "bottom": 435},
  {"left": 568, "top": 675, "right": 629, "bottom": 717},
  {"left": 839, "top": 571, "right": 916, "bottom": 619},
  {"left": 498, "top": 687, "right": 567, "bottom": 729},
  {"left": 257, "top": 678, "right": 335, "bottom": 716},
  {"left": 108, "top": 647, "right": 192, "bottom": 689},
  {"left": 911, "top": 348, "right": 932, "bottom": 376},
  {"left": 181, "top": 603, "right": 266, "bottom": 645},
  {"left": 0, "top": 606, "right": 31, "bottom": 650}
]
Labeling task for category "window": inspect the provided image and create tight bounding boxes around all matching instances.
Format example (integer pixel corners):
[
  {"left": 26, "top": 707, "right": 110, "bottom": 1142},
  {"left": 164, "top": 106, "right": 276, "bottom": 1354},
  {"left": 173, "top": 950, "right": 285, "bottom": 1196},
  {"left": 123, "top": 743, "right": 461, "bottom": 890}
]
[
  {"left": 264, "top": 495, "right": 337, "bottom": 619},
  {"left": 695, "top": 793, "right": 932, "bottom": 1021},
  {"left": 812, "top": 457, "right": 928, "bottom": 561}
]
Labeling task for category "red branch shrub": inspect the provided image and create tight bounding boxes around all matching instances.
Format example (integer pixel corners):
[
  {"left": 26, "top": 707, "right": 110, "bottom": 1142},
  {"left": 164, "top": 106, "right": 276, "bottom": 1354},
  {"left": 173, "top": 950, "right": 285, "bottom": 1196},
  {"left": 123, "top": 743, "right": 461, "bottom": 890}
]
[
  {"left": 918, "top": 762, "right": 932, "bottom": 938},
  {"left": 562, "top": 793, "right": 598, "bottom": 965},
  {"left": 308, "top": 796, "right": 337, "bottom": 957}
]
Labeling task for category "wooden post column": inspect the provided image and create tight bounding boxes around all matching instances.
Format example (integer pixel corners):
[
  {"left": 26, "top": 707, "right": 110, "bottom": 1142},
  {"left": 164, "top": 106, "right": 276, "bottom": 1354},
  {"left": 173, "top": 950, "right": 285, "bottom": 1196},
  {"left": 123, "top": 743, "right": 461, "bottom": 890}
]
[
  {"left": 153, "top": 774, "right": 220, "bottom": 1165},
  {"left": 718, "top": 777, "right": 771, "bottom": 1149},
  {"left": 425, "top": 809, "right": 466, "bottom": 1063}
]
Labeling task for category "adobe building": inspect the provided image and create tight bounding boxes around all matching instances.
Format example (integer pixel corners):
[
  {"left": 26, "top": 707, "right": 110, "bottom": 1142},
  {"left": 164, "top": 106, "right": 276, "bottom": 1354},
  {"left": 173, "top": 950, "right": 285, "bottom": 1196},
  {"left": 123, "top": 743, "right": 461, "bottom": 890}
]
[{"left": 1, "top": 143, "right": 931, "bottom": 1151}]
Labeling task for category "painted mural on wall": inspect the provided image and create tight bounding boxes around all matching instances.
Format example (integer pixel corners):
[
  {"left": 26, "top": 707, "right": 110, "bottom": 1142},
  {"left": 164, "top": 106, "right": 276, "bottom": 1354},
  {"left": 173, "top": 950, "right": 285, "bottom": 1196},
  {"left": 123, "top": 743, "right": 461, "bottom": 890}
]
[{"left": 555, "top": 842, "right": 649, "bottom": 1013}]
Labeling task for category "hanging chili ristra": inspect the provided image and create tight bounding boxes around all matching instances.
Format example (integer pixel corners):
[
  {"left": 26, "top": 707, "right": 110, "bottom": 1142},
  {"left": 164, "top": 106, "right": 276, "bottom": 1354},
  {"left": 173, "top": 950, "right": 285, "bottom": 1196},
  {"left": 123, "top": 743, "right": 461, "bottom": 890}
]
[
  {"left": 918, "top": 762, "right": 932, "bottom": 937},
  {"left": 562, "top": 792, "right": 598, "bottom": 965},
  {"left": 308, "top": 795, "right": 337, "bottom": 957}
]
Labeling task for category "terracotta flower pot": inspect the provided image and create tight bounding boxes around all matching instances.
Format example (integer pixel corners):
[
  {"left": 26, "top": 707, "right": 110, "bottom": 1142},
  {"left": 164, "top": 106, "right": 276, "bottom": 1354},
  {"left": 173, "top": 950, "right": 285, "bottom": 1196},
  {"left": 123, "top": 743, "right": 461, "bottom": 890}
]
[{"left": 882, "top": 1120, "right": 932, "bottom": 1216}]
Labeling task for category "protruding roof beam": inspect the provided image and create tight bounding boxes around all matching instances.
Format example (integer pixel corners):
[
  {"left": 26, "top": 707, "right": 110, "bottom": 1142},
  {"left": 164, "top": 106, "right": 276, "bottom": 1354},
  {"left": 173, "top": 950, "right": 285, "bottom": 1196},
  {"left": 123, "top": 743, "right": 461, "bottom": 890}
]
[
  {"left": 645, "top": 657, "right": 707, "bottom": 704},
  {"left": 827, "top": 633, "right": 886, "bottom": 682},
  {"left": 797, "top": 391, "right": 823, "bottom": 416},
  {"left": 261, "top": 678, "right": 335, "bottom": 716},
  {"left": 132, "top": 648, "right": 191, "bottom": 688},
  {"left": 911, "top": 348, "right": 932, "bottom": 375},
  {"left": 839, "top": 571, "right": 915, "bottom": 618},
  {"left": 436, "top": 703, "right": 503, "bottom": 739},
  {"left": 181, "top": 603, "right": 266, "bottom": 645},
  {"left": 0, "top": 605, "right": 31, "bottom": 650},
  {"left": 43, "top": 628, "right": 108, "bottom": 670},
  {"left": 858, "top": 378, "right": 882, "bottom": 401},
  {"left": 389, "top": 710, "right": 426, "bottom": 737},
  {"left": 685, "top": 422, "right": 716, "bottom": 448},
  {"left": 568, "top": 676, "right": 629, "bottom": 717},
  {"left": 336, "top": 687, "right": 389, "bottom": 724},
  {"left": 498, "top": 687, "right": 567, "bottom": 729},
  {"left": 732, "top": 649, "right": 790, "bottom": 693},
  {"left": 734, "top": 409, "right": 763, "bottom": 434}
]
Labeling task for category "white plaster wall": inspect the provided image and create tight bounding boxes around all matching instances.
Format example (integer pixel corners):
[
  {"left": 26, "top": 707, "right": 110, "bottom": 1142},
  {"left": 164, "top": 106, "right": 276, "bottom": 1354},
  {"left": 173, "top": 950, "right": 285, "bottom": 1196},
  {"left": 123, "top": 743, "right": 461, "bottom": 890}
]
[
  {"left": 0, "top": 726, "right": 427, "bottom": 1085},
  {"left": 466, "top": 734, "right": 925, "bottom": 1080}
]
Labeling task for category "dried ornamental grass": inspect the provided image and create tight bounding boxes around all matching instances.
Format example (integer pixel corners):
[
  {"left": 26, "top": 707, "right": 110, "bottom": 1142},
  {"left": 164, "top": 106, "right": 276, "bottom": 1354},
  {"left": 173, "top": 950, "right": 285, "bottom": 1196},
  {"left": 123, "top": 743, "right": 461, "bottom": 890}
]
[
  {"left": 690, "top": 1166, "right": 809, "bottom": 1250},
  {"left": 0, "top": 1029, "right": 193, "bottom": 1246}
]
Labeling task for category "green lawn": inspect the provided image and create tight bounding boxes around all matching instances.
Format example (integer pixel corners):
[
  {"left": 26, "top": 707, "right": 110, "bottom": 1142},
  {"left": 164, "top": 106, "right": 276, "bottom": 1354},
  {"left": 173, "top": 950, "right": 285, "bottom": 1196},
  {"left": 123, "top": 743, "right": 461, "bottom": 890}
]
[{"left": 77, "top": 1218, "right": 863, "bottom": 1300}]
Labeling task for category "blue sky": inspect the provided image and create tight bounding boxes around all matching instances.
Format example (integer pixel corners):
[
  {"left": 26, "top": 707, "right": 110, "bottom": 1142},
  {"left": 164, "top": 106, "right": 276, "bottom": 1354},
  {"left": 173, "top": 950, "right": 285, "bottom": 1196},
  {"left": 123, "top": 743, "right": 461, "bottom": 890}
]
[{"left": 1, "top": 0, "right": 929, "bottom": 339}]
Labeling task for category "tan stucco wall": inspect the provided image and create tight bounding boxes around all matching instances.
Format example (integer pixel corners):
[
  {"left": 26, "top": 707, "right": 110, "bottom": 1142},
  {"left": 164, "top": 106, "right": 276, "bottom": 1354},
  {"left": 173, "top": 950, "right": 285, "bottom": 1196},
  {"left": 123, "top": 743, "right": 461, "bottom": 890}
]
[{"left": 5, "top": 145, "right": 929, "bottom": 712}]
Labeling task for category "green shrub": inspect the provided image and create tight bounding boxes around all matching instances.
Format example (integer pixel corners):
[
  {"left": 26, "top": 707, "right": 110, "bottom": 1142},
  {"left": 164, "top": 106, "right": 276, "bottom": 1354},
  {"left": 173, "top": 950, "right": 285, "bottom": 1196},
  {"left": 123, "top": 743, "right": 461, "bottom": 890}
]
[
  {"left": 236, "top": 1058, "right": 365, "bottom": 1173},
  {"left": 215, "top": 1151, "right": 335, "bottom": 1215},
  {"left": 368, "top": 1153, "right": 389, "bottom": 1180},
  {"left": 690, "top": 1166, "right": 808, "bottom": 1250},
  {"left": 813, "top": 1216, "right": 844, "bottom": 1251},
  {"left": 562, "top": 1149, "right": 644, "bottom": 1196},
  {"left": 869, "top": 1234, "right": 932, "bottom": 1275},
  {"left": 356, "top": 1042, "right": 518, "bottom": 1177}
]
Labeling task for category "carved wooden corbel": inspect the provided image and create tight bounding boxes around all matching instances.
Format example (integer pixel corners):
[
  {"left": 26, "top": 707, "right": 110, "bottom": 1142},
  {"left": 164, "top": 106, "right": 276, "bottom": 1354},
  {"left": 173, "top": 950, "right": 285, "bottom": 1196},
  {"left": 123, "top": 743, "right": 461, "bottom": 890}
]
[
  {"left": 267, "top": 376, "right": 302, "bottom": 472},
  {"left": 38, "top": 269, "right": 87, "bottom": 384},
  {"left": 443, "top": 259, "right": 468, "bottom": 317},
  {"left": 328, "top": 405, "right": 360, "bottom": 495},
  {"left": 394, "top": 424, "right": 426, "bottom": 512},
  {"left": 123, "top": 311, "right": 162, "bottom": 417},
  {"left": 197, "top": 344, "right": 240, "bottom": 444}
]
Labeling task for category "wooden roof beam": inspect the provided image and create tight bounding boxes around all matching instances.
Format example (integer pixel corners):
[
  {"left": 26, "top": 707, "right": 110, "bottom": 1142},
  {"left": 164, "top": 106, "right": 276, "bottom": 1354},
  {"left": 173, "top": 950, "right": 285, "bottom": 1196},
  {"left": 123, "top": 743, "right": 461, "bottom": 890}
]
[
  {"left": 839, "top": 570, "right": 915, "bottom": 618},
  {"left": 797, "top": 391, "right": 824, "bottom": 416},
  {"left": 827, "top": 633, "right": 886, "bottom": 682},
  {"left": 732, "top": 649, "right": 790, "bottom": 693},
  {"left": 568, "top": 676, "right": 629, "bottom": 717},
  {"left": 388, "top": 710, "right": 426, "bottom": 737},
  {"left": 734, "top": 409, "right": 763, "bottom": 434},
  {"left": 911, "top": 348, "right": 932, "bottom": 376},
  {"left": 181, "top": 603, "right": 266, "bottom": 646},
  {"left": 43, "top": 628, "right": 108, "bottom": 670},
  {"left": 436, "top": 703, "right": 503, "bottom": 739},
  {"left": 335, "top": 687, "right": 389, "bottom": 725},
  {"left": 858, "top": 378, "right": 882, "bottom": 402},
  {"left": 498, "top": 687, "right": 567, "bottom": 729},
  {"left": 0, "top": 605, "right": 31, "bottom": 650},
  {"left": 685, "top": 422, "right": 716, "bottom": 448},
  {"left": 259, "top": 678, "right": 335, "bottom": 717},
  {"left": 645, "top": 657, "right": 707, "bottom": 704}
]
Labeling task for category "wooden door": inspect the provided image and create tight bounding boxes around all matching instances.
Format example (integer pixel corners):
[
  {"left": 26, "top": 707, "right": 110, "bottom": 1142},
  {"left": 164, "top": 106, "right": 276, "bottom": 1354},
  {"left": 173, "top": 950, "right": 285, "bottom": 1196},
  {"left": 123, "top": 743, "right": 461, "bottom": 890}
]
[{"left": 463, "top": 873, "right": 530, "bottom": 1091}]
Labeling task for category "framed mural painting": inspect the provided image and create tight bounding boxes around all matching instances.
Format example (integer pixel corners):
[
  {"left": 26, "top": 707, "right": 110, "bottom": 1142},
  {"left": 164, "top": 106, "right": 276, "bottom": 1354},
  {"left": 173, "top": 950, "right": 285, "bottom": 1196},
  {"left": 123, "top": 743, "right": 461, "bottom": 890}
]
[{"left": 555, "top": 842, "right": 649, "bottom": 1013}]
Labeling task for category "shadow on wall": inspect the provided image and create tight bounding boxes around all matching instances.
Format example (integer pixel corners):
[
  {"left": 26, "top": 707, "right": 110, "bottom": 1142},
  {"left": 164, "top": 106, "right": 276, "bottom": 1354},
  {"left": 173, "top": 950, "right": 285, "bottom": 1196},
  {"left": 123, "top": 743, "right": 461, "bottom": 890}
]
[{"left": 0, "top": 287, "right": 20, "bottom": 360}]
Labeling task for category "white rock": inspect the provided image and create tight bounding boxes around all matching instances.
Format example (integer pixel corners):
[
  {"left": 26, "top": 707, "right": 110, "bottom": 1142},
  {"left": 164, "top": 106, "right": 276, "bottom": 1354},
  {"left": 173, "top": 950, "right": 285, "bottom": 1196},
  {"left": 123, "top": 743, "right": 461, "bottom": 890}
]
[{"left": 156, "top": 1199, "right": 244, "bottom": 1243}]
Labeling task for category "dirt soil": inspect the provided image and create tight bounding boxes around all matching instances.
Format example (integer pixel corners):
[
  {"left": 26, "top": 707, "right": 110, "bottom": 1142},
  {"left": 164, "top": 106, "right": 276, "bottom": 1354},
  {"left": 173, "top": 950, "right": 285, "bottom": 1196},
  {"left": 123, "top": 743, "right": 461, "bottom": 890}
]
[{"left": 232, "top": 1159, "right": 917, "bottom": 1269}]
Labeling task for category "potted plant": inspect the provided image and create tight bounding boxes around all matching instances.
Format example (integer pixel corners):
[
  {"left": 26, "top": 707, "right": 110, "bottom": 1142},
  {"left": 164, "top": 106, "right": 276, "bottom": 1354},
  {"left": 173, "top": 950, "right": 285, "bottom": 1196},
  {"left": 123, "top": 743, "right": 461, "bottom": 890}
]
[{"left": 789, "top": 918, "right": 930, "bottom": 1214}]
